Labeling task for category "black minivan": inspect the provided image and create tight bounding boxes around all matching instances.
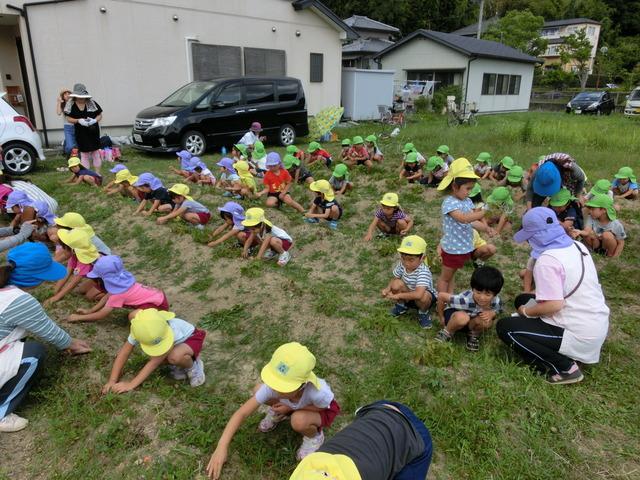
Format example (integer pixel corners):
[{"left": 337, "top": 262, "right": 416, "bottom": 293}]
[{"left": 131, "top": 77, "right": 308, "bottom": 155}]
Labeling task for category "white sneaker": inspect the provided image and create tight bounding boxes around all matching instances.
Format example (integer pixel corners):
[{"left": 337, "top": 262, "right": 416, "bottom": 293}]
[
  {"left": 277, "top": 250, "right": 291, "bottom": 266},
  {"left": 258, "top": 407, "right": 287, "bottom": 433},
  {"left": 0, "top": 413, "right": 28, "bottom": 433},
  {"left": 263, "top": 249, "right": 277, "bottom": 260},
  {"left": 296, "top": 430, "right": 324, "bottom": 460},
  {"left": 168, "top": 364, "right": 187, "bottom": 380},
  {"left": 186, "top": 357, "right": 205, "bottom": 387}
]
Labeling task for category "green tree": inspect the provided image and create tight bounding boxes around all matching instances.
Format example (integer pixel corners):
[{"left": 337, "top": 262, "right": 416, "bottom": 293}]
[
  {"left": 484, "top": 10, "right": 548, "bottom": 56},
  {"left": 559, "top": 27, "right": 595, "bottom": 89}
]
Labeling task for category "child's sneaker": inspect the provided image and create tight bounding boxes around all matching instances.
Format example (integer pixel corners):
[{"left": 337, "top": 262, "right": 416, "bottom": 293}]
[
  {"left": 326, "top": 220, "right": 339, "bottom": 230},
  {"left": 277, "top": 251, "right": 291, "bottom": 266},
  {"left": 258, "top": 408, "right": 288, "bottom": 433},
  {"left": 466, "top": 334, "right": 480, "bottom": 352},
  {"left": 222, "top": 191, "right": 232, "bottom": 197},
  {"left": 193, "top": 224, "right": 204, "bottom": 230},
  {"left": 263, "top": 249, "right": 277, "bottom": 260},
  {"left": 168, "top": 364, "right": 187, "bottom": 380},
  {"left": 0, "top": 413, "right": 28, "bottom": 433},
  {"left": 435, "top": 328, "right": 452, "bottom": 342},
  {"left": 390, "top": 303, "right": 408, "bottom": 317},
  {"left": 304, "top": 217, "right": 320, "bottom": 224},
  {"left": 418, "top": 311, "right": 432, "bottom": 329},
  {"left": 472, "top": 260, "right": 485, "bottom": 269},
  {"left": 296, "top": 430, "right": 325, "bottom": 460},
  {"left": 186, "top": 357, "right": 205, "bottom": 387},
  {"left": 546, "top": 363, "right": 584, "bottom": 385}
]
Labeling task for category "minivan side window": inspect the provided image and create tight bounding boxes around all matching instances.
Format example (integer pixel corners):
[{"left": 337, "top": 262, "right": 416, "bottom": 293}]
[
  {"left": 213, "top": 84, "right": 242, "bottom": 108},
  {"left": 246, "top": 83, "right": 275, "bottom": 105},
  {"left": 277, "top": 81, "right": 298, "bottom": 102}
]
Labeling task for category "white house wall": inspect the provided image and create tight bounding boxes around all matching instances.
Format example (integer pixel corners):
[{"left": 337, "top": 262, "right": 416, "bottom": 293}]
[
  {"left": 341, "top": 68, "right": 394, "bottom": 120},
  {"left": 465, "top": 58, "right": 534, "bottom": 113},
  {"left": 5, "top": 0, "right": 344, "bottom": 142}
]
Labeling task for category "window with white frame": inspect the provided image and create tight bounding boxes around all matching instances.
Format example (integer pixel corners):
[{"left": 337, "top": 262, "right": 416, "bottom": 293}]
[
  {"left": 587, "top": 26, "right": 596, "bottom": 36},
  {"left": 541, "top": 27, "right": 559, "bottom": 37},
  {"left": 546, "top": 45, "right": 559, "bottom": 56},
  {"left": 481, "top": 73, "right": 521, "bottom": 96}
]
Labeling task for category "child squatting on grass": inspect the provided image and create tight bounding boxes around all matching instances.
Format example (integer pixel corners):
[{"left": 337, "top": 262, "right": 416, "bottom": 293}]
[
  {"left": 436, "top": 266, "right": 504, "bottom": 352},
  {"left": 132, "top": 173, "right": 174, "bottom": 216},
  {"left": 363, "top": 193, "right": 413, "bottom": 242},
  {"left": 157, "top": 184, "right": 211, "bottom": 229},
  {"left": 382, "top": 235, "right": 436, "bottom": 329},
  {"left": 102, "top": 308, "right": 206, "bottom": 394},
  {"left": 304, "top": 180, "right": 342, "bottom": 230},
  {"left": 241, "top": 207, "right": 293, "bottom": 266},
  {"left": 110, "top": 169, "right": 141, "bottom": 200},
  {"left": 576, "top": 193, "right": 626, "bottom": 257},
  {"left": 256, "top": 153, "right": 305, "bottom": 213},
  {"left": 207, "top": 202, "right": 245, "bottom": 248},
  {"left": 206, "top": 342, "right": 340, "bottom": 480}
]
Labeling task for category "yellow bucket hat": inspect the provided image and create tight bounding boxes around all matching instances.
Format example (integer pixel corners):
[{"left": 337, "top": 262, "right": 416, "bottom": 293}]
[
  {"left": 130, "top": 309, "right": 176, "bottom": 357},
  {"left": 168, "top": 183, "right": 193, "bottom": 201},
  {"left": 261, "top": 342, "right": 320, "bottom": 393},
  {"left": 67, "top": 157, "right": 81, "bottom": 168},
  {"left": 397, "top": 235, "right": 427, "bottom": 256},
  {"left": 290, "top": 452, "right": 362, "bottom": 480},
  {"left": 242, "top": 207, "right": 272, "bottom": 227},
  {"left": 57, "top": 228, "right": 99, "bottom": 264},
  {"left": 114, "top": 169, "right": 138, "bottom": 185},
  {"left": 437, "top": 157, "right": 479, "bottom": 191},
  {"left": 380, "top": 192, "right": 399, "bottom": 207},
  {"left": 309, "top": 179, "right": 335, "bottom": 201},
  {"left": 54, "top": 212, "right": 95, "bottom": 237}
]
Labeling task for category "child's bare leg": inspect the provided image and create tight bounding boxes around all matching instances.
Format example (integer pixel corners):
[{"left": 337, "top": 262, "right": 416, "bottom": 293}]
[
  {"left": 376, "top": 219, "right": 392, "bottom": 234},
  {"left": 389, "top": 278, "right": 409, "bottom": 296},
  {"left": 415, "top": 291, "right": 434, "bottom": 312},
  {"left": 473, "top": 244, "right": 497, "bottom": 261},
  {"left": 290, "top": 410, "right": 322, "bottom": 437},
  {"left": 328, "top": 206, "right": 341, "bottom": 220},
  {"left": 601, "top": 231, "right": 618, "bottom": 256},
  {"left": 82, "top": 176, "right": 97, "bottom": 186},
  {"left": 395, "top": 219, "right": 409, "bottom": 235},
  {"left": 157, "top": 204, "right": 173, "bottom": 212},
  {"left": 437, "top": 266, "right": 457, "bottom": 295},
  {"left": 445, "top": 311, "right": 471, "bottom": 335},
  {"left": 265, "top": 196, "right": 279, "bottom": 208},
  {"left": 283, "top": 195, "right": 305, "bottom": 213},
  {"left": 166, "top": 343, "right": 195, "bottom": 369},
  {"left": 269, "top": 237, "right": 285, "bottom": 254},
  {"left": 182, "top": 212, "right": 202, "bottom": 225},
  {"left": 468, "top": 315, "right": 492, "bottom": 336}
]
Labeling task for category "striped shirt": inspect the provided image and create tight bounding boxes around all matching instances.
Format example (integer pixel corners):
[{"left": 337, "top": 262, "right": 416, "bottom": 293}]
[
  {"left": 375, "top": 208, "right": 407, "bottom": 227},
  {"left": 0, "top": 293, "right": 71, "bottom": 349},
  {"left": 393, "top": 262, "right": 435, "bottom": 296},
  {"left": 10, "top": 180, "right": 58, "bottom": 213},
  {"left": 447, "top": 289, "right": 502, "bottom": 316}
]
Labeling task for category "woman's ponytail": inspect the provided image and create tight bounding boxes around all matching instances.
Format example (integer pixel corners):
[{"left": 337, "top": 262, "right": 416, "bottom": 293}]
[{"left": 0, "top": 262, "right": 15, "bottom": 288}]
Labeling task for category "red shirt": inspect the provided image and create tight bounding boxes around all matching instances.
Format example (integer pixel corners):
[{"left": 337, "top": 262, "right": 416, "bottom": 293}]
[
  {"left": 263, "top": 168, "right": 292, "bottom": 193},
  {"left": 348, "top": 145, "right": 369, "bottom": 159},
  {"left": 312, "top": 149, "right": 332, "bottom": 159}
]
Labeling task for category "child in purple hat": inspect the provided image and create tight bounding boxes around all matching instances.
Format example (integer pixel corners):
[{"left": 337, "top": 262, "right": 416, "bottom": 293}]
[
  {"left": 67, "top": 255, "right": 170, "bottom": 322},
  {"left": 5, "top": 190, "right": 36, "bottom": 228},
  {"left": 133, "top": 173, "right": 174, "bottom": 216},
  {"left": 170, "top": 150, "right": 193, "bottom": 178},
  {"left": 237, "top": 121, "right": 265, "bottom": 146},
  {"left": 102, "top": 164, "right": 128, "bottom": 192},
  {"left": 207, "top": 202, "right": 246, "bottom": 248},
  {"left": 216, "top": 157, "right": 241, "bottom": 196},
  {"left": 187, "top": 158, "right": 217, "bottom": 186},
  {"left": 256, "top": 152, "right": 305, "bottom": 213}
]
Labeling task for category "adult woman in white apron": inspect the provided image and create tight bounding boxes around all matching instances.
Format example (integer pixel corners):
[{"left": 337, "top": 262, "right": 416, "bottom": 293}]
[
  {"left": 0, "top": 242, "right": 91, "bottom": 433},
  {"left": 496, "top": 207, "right": 610, "bottom": 384}
]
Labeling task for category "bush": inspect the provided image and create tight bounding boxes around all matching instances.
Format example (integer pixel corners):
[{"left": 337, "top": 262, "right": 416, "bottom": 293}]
[
  {"left": 432, "top": 85, "right": 463, "bottom": 114},
  {"left": 537, "top": 67, "right": 578, "bottom": 89},
  {"left": 413, "top": 95, "right": 431, "bottom": 113}
]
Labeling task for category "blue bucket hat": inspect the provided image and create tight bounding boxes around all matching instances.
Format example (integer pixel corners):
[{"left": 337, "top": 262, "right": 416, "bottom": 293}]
[
  {"left": 109, "top": 164, "right": 128, "bottom": 174},
  {"left": 265, "top": 152, "right": 282, "bottom": 167},
  {"left": 7, "top": 242, "right": 67, "bottom": 287},
  {"left": 532, "top": 161, "right": 561, "bottom": 197},
  {"left": 133, "top": 172, "right": 164, "bottom": 190}
]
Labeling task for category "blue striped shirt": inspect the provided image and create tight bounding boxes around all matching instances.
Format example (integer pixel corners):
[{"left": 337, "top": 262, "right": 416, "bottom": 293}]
[{"left": 393, "top": 262, "right": 436, "bottom": 297}]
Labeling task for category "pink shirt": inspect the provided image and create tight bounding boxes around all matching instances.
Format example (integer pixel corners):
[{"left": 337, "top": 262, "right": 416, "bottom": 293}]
[
  {"left": 68, "top": 254, "right": 94, "bottom": 277},
  {"left": 533, "top": 255, "right": 566, "bottom": 301},
  {"left": 106, "top": 283, "right": 165, "bottom": 308}
]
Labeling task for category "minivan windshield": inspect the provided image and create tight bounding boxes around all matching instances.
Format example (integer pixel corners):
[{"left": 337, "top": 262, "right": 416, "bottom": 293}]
[
  {"left": 573, "top": 92, "right": 602, "bottom": 101},
  {"left": 159, "top": 82, "right": 216, "bottom": 107},
  {"left": 629, "top": 89, "right": 640, "bottom": 101}
]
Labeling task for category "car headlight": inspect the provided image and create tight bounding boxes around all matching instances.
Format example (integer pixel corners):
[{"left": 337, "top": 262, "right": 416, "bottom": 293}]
[
  {"left": 566, "top": 102, "right": 572, "bottom": 108},
  {"left": 151, "top": 116, "right": 177, "bottom": 129},
  {"left": 586, "top": 102, "right": 599, "bottom": 110}
]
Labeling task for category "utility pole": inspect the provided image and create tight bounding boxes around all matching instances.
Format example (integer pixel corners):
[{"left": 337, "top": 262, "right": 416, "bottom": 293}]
[{"left": 477, "top": 0, "right": 484, "bottom": 39}]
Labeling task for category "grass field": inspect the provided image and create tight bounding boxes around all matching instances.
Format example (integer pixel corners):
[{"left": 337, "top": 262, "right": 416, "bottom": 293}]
[{"left": 1, "top": 112, "right": 639, "bottom": 480}]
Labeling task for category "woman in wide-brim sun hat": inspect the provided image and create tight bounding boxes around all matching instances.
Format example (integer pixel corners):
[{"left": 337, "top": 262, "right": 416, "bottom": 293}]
[
  {"left": 64, "top": 83, "right": 103, "bottom": 173},
  {"left": 526, "top": 153, "right": 585, "bottom": 209}
]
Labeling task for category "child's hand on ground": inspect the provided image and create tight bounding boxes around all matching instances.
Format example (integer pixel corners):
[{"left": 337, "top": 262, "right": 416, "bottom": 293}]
[
  {"left": 156, "top": 217, "right": 168, "bottom": 225},
  {"left": 111, "top": 382, "right": 134, "bottom": 394},
  {"left": 142, "top": 211, "right": 152, "bottom": 217},
  {"left": 101, "top": 381, "right": 116, "bottom": 395},
  {"left": 207, "top": 447, "right": 228, "bottom": 480},
  {"left": 66, "top": 338, "right": 92, "bottom": 355},
  {"left": 43, "top": 297, "right": 58, "bottom": 308},
  {"left": 76, "top": 308, "right": 92, "bottom": 314},
  {"left": 381, "top": 288, "right": 390, "bottom": 298},
  {"left": 363, "top": 233, "right": 373, "bottom": 242},
  {"left": 271, "top": 403, "right": 293, "bottom": 416},
  {"left": 399, "top": 228, "right": 410, "bottom": 236},
  {"left": 67, "top": 313, "right": 82, "bottom": 322},
  {"left": 241, "top": 250, "right": 250, "bottom": 259}
]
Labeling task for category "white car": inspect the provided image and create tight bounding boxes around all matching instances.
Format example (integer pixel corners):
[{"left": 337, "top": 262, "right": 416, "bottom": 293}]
[
  {"left": 624, "top": 86, "right": 640, "bottom": 117},
  {"left": 0, "top": 92, "right": 46, "bottom": 175}
]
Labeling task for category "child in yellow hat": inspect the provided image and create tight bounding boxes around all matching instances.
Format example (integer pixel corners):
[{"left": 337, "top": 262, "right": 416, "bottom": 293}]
[
  {"left": 240, "top": 207, "right": 293, "bottom": 266},
  {"left": 382, "top": 235, "right": 436, "bottom": 328},
  {"left": 101, "top": 308, "right": 206, "bottom": 394},
  {"left": 363, "top": 193, "right": 413, "bottom": 242},
  {"left": 157, "top": 184, "right": 211, "bottom": 229},
  {"left": 436, "top": 159, "right": 486, "bottom": 296},
  {"left": 44, "top": 228, "right": 103, "bottom": 306},
  {"left": 65, "top": 156, "right": 102, "bottom": 187},
  {"left": 206, "top": 342, "right": 340, "bottom": 479},
  {"left": 105, "top": 168, "right": 141, "bottom": 200},
  {"left": 289, "top": 400, "right": 433, "bottom": 480},
  {"left": 304, "top": 180, "right": 342, "bottom": 229},
  {"left": 229, "top": 160, "right": 257, "bottom": 198}
]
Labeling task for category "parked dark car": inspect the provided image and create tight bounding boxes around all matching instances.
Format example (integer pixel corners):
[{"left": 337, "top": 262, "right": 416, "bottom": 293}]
[
  {"left": 131, "top": 77, "right": 309, "bottom": 155},
  {"left": 565, "top": 91, "right": 615, "bottom": 115}
]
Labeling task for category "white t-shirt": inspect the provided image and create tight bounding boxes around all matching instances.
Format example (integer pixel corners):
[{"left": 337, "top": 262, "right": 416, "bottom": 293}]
[
  {"left": 258, "top": 225, "right": 292, "bottom": 243},
  {"left": 254, "top": 378, "right": 334, "bottom": 410},
  {"left": 237, "top": 131, "right": 259, "bottom": 146},
  {"left": 10, "top": 181, "right": 58, "bottom": 213}
]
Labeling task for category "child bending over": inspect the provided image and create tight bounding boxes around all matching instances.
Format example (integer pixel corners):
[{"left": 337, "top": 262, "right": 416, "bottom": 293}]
[
  {"left": 256, "top": 153, "right": 305, "bottom": 213},
  {"left": 241, "top": 207, "right": 293, "bottom": 266},
  {"left": 365, "top": 134, "right": 384, "bottom": 163},
  {"left": 363, "top": 193, "right": 413, "bottom": 241},
  {"left": 399, "top": 152, "right": 423, "bottom": 183},
  {"left": 474, "top": 152, "right": 492, "bottom": 179},
  {"left": 612, "top": 167, "right": 638, "bottom": 200},
  {"left": 170, "top": 150, "right": 193, "bottom": 178},
  {"left": 207, "top": 202, "right": 245, "bottom": 248},
  {"left": 329, "top": 163, "right": 353, "bottom": 195},
  {"left": 306, "top": 142, "right": 333, "bottom": 168},
  {"left": 347, "top": 136, "right": 372, "bottom": 171},
  {"left": 304, "top": 180, "right": 342, "bottom": 230},
  {"left": 67, "top": 157, "right": 102, "bottom": 186},
  {"left": 157, "top": 184, "right": 211, "bottom": 229}
]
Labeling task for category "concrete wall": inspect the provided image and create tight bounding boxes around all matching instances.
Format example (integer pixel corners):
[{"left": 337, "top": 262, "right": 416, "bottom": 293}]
[
  {"left": 466, "top": 58, "right": 534, "bottom": 113},
  {"left": 341, "top": 68, "right": 394, "bottom": 120},
  {"left": 0, "top": 24, "right": 26, "bottom": 115},
  {"left": 3, "top": 0, "right": 345, "bottom": 144}
]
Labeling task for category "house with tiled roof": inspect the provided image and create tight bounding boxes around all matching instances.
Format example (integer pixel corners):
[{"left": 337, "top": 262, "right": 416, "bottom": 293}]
[{"left": 342, "top": 15, "right": 399, "bottom": 69}]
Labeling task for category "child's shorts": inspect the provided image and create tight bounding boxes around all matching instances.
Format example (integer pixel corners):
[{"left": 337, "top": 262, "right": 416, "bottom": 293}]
[
  {"left": 267, "top": 192, "right": 285, "bottom": 206},
  {"left": 196, "top": 212, "right": 211, "bottom": 224},
  {"left": 183, "top": 328, "right": 207, "bottom": 358},
  {"left": 280, "top": 239, "right": 293, "bottom": 251},
  {"left": 440, "top": 250, "right": 472, "bottom": 269},
  {"left": 127, "top": 293, "right": 170, "bottom": 311},
  {"left": 319, "top": 400, "right": 341, "bottom": 429}
]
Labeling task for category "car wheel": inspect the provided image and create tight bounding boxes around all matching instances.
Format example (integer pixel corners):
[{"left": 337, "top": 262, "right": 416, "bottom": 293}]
[
  {"left": 279, "top": 124, "right": 296, "bottom": 146},
  {"left": 182, "top": 130, "right": 206, "bottom": 156},
  {"left": 1, "top": 142, "right": 37, "bottom": 175}
]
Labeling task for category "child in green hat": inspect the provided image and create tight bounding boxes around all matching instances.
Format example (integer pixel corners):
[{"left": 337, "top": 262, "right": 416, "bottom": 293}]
[
  {"left": 484, "top": 186, "right": 514, "bottom": 235},
  {"left": 283, "top": 152, "right": 314, "bottom": 185},
  {"left": 420, "top": 156, "right": 449, "bottom": 187},
  {"left": 400, "top": 152, "right": 424, "bottom": 183},
  {"left": 365, "top": 134, "right": 384, "bottom": 163},
  {"left": 474, "top": 152, "right": 492, "bottom": 179},
  {"left": 612, "top": 166, "right": 638, "bottom": 200},
  {"left": 232, "top": 144, "right": 248, "bottom": 162},
  {"left": 329, "top": 163, "right": 353, "bottom": 195},
  {"left": 340, "top": 138, "right": 351, "bottom": 162},
  {"left": 499, "top": 164, "right": 526, "bottom": 200},
  {"left": 250, "top": 141, "right": 267, "bottom": 175},
  {"left": 549, "top": 188, "right": 583, "bottom": 233},
  {"left": 400, "top": 142, "right": 426, "bottom": 169},
  {"left": 306, "top": 141, "right": 333, "bottom": 168},
  {"left": 347, "top": 136, "right": 372, "bottom": 171},
  {"left": 583, "top": 178, "right": 613, "bottom": 204},
  {"left": 490, "top": 156, "right": 514, "bottom": 182},
  {"left": 436, "top": 145, "right": 454, "bottom": 165},
  {"left": 577, "top": 194, "right": 626, "bottom": 257}
]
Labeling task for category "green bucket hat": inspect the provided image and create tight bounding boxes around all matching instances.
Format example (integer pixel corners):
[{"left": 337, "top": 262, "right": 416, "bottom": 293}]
[
  {"left": 436, "top": 145, "right": 449, "bottom": 154},
  {"left": 252, "top": 141, "right": 266, "bottom": 160},
  {"left": 425, "top": 155, "right": 444, "bottom": 172},
  {"left": 365, "top": 134, "right": 377, "bottom": 145},
  {"left": 538, "top": 155, "right": 545, "bottom": 162},
  {"left": 476, "top": 152, "right": 491, "bottom": 163},
  {"left": 341, "top": 138, "right": 351, "bottom": 147},
  {"left": 549, "top": 188, "right": 576, "bottom": 207},
  {"left": 500, "top": 156, "right": 514, "bottom": 169},
  {"left": 402, "top": 142, "right": 416, "bottom": 153},
  {"left": 586, "top": 193, "right": 617, "bottom": 220},
  {"left": 590, "top": 179, "right": 611, "bottom": 196},
  {"left": 234, "top": 144, "right": 248, "bottom": 156},
  {"left": 332, "top": 163, "right": 349, "bottom": 178},
  {"left": 487, "top": 186, "right": 513, "bottom": 206},
  {"left": 614, "top": 166, "right": 637, "bottom": 183},
  {"left": 405, "top": 152, "right": 419, "bottom": 164},
  {"left": 283, "top": 153, "right": 300, "bottom": 170},
  {"left": 286, "top": 145, "right": 299, "bottom": 155},
  {"left": 307, "top": 141, "right": 321, "bottom": 153},
  {"left": 469, "top": 182, "right": 482, "bottom": 197},
  {"left": 506, "top": 165, "right": 524, "bottom": 183},
  {"left": 352, "top": 136, "right": 364, "bottom": 145}
]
